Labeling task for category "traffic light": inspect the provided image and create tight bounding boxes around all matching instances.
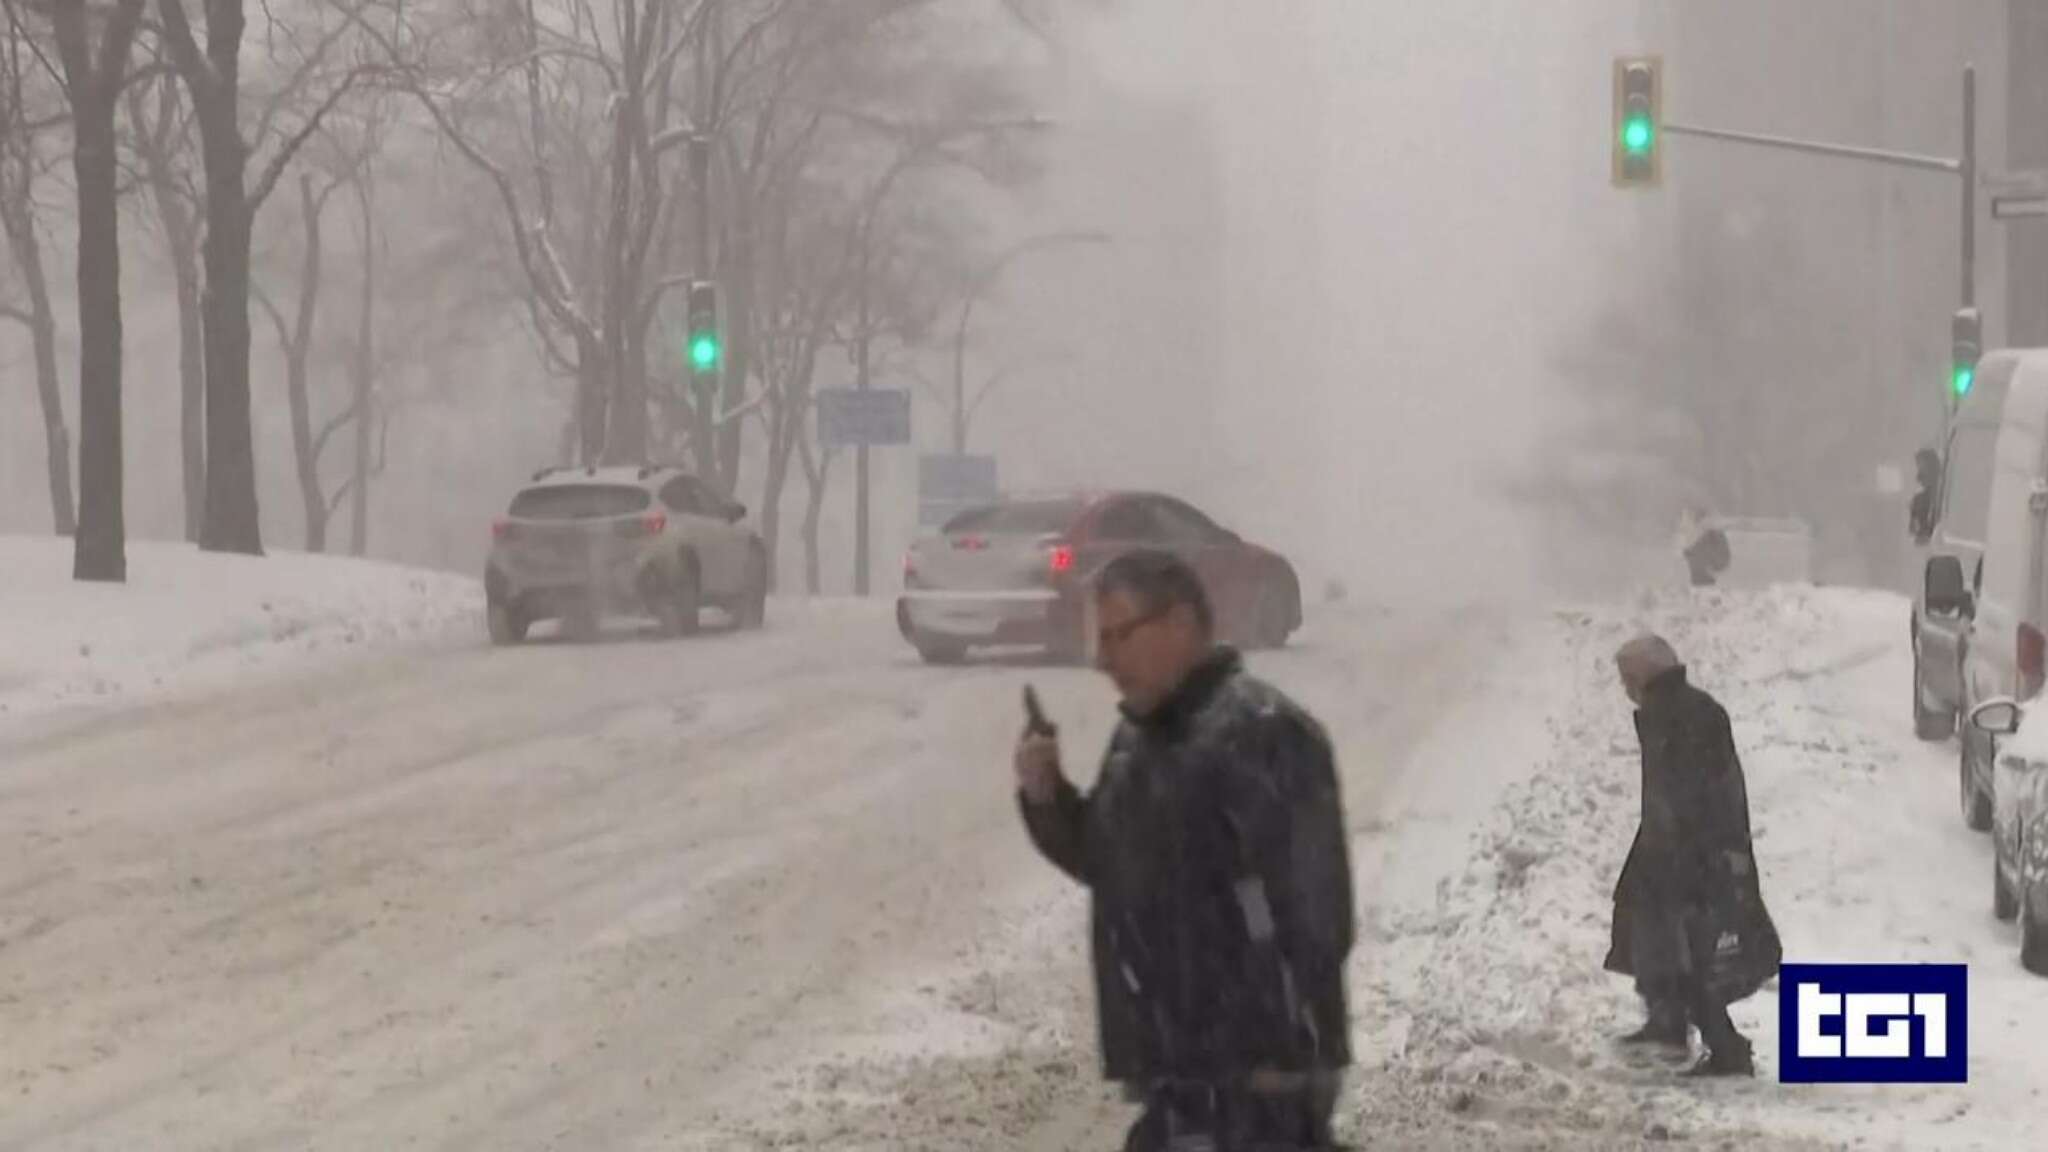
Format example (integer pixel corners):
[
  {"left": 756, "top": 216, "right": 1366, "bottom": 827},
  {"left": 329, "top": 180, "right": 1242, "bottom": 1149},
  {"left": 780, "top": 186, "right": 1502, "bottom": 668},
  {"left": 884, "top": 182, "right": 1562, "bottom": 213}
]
[
  {"left": 1613, "top": 56, "right": 1662, "bottom": 187},
  {"left": 1952, "top": 307, "right": 1982, "bottom": 399},
  {"left": 687, "top": 281, "right": 720, "bottom": 377}
]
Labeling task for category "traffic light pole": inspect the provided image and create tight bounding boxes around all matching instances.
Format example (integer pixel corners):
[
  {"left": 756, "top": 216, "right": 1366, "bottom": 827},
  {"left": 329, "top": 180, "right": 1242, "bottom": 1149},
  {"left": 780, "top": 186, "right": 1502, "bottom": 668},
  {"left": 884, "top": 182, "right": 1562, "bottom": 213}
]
[
  {"left": 1962, "top": 66, "right": 1978, "bottom": 313},
  {"left": 855, "top": 293, "right": 873, "bottom": 599}
]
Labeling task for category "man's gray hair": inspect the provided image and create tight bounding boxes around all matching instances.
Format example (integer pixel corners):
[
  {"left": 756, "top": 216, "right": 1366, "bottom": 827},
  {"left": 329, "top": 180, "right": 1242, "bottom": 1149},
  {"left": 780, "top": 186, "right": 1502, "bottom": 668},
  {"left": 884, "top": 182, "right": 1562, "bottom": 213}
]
[{"left": 1615, "top": 633, "right": 1682, "bottom": 688}]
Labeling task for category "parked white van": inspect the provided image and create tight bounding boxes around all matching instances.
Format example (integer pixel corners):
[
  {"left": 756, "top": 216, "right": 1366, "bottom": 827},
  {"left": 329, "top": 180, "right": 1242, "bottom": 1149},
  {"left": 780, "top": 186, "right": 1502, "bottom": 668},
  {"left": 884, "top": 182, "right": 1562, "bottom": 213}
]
[
  {"left": 1959, "top": 350, "right": 2048, "bottom": 833},
  {"left": 1914, "top": 363, "right": 2013, "bottom": 741}
]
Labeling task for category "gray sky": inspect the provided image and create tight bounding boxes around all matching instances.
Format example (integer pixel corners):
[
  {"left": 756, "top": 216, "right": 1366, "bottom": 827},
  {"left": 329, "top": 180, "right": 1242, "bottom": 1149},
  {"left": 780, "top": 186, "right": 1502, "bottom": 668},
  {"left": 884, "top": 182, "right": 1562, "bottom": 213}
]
[
  {"left": 1, "top": 0, "right": 1652, "bottom": 601},
  {"left": 1007, "top": 1, "right": 1648, "bottom": 602}
]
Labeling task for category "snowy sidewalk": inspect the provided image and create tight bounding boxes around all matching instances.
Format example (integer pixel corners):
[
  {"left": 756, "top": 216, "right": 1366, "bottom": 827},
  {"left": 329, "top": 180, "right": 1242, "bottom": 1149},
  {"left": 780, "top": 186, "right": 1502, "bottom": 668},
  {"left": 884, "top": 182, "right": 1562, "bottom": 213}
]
[
  {"left": 0, "top": 536, "right": 480, "bottom": 723},
  {"left": 1348, "top": 587, "right": 2046, "bottom": 1150}
]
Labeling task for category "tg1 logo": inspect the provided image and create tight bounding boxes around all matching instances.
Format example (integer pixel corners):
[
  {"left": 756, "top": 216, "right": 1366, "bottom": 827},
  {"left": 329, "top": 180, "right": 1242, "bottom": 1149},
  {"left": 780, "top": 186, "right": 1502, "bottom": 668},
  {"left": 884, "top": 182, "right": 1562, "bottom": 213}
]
[{"left": 1778, "top": 964, "right": 1968, "bottom": 1084}]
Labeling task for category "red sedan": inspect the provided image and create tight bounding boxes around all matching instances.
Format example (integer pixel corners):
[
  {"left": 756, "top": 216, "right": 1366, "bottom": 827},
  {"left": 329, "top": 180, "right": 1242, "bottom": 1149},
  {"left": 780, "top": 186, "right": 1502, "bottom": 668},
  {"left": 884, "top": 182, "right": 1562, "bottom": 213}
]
[{"left": 896, "top": 491, "right": 1302, "bottom": 665}]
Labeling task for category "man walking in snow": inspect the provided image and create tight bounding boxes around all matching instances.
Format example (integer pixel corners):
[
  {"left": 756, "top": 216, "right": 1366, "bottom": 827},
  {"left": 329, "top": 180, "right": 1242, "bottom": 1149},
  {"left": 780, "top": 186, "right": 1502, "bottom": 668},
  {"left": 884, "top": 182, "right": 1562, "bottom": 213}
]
[
  {"left": 1604, "top": 634, "right": 1781, "bottom": 1078},
  {"left": 1014, "top": 549, "right": 1354, "bottom": 1150}
]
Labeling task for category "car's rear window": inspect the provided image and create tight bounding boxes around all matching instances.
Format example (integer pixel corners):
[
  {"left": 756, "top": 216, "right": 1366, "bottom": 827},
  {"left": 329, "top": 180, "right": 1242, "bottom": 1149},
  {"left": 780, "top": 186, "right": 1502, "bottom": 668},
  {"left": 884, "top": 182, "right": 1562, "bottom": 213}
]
[
  {"left": 943, "top": 500, "right": 1081, "bottom": 536},
  {"left": 508, "top": 485, "right": 651, "bottom": 521}
]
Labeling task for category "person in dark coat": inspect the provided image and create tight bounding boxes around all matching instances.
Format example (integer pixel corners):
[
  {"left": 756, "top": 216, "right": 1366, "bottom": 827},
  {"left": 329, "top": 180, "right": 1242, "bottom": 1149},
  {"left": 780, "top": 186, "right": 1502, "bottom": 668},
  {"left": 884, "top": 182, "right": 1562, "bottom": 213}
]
[
  {"left": 1603, "top": 634, "right": 1781, "bottom": 1078},
  {"left": 1679, "top": 508, "right": 1732, "bottom": 588},
  {"left": 1014, "top": 549, "right": 1355, "bottom": 1150},
  {"left": 1908, "top": 448, "right": 1942, "bottom": 544}
]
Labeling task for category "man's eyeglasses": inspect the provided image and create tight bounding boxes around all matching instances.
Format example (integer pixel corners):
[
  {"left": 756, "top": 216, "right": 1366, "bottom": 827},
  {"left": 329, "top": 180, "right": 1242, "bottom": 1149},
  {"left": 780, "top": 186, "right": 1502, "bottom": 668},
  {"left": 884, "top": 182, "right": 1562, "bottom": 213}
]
[{"left": 1097, "top": 609, "right": 1165, "bottom": 652}]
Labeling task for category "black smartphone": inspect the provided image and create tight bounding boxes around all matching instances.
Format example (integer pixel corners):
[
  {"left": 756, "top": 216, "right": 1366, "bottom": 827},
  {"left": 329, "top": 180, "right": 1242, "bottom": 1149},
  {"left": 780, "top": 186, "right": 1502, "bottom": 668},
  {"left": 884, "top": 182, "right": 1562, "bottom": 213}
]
[{"left": 1023, "top": 684, "right": 1056, "bottom": 737}]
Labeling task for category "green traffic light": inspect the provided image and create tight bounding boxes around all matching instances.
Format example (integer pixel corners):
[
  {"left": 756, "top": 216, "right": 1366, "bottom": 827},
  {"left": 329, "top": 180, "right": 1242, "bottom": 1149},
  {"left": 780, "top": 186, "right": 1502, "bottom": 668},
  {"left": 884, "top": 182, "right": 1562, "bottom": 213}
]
[
  {"left": 1622, "top": 116, "right": 1654, "bottom": 155},
  {"left": 1954, "top": 365, "right": 1975, "bottom": 397},
  {"left": 690, "top": 333, "right": 720, "bottom": 373}
]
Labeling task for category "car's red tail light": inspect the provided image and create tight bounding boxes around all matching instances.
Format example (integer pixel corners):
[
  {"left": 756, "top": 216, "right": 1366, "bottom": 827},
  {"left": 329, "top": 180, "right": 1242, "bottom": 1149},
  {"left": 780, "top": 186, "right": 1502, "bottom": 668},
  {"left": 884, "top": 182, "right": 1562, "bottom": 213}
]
[
  {"left": 2021, "top": 623, "right": 2046, "bottom": 698},
  {"left": 492, "top": 518, "right": 514, "bottom": 541},
  {"left": 622, "top": 510, "right": 667, "bottom": 537},
  {"left": 1048, "top": 544, "right": 1075, "bottom": 576}
]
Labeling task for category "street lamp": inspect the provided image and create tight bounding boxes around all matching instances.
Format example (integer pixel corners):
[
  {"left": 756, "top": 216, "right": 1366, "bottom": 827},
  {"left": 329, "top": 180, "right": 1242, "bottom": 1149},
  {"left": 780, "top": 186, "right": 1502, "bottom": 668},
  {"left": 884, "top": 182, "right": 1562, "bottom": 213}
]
[
  {"left": 841, "top": 114, "right": 1056, "bottom": 597},
  {"left": 950, "top": 229, "right": 1113, "bottom": 454}
]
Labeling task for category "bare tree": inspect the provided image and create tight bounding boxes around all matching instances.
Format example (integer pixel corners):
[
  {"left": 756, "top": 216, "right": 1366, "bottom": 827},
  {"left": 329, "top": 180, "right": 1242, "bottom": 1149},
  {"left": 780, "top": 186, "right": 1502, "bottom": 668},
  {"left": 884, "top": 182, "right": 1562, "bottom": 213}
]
[
  {"left": 125, "top": 67, "right": 206, "bottom": 541},
  {"left": 252, "top": 154, "right": 368, "bottom": 553},
  {"left": 45, "top": 0, "right": 147, "bottom": 582},
  {"left": 355, "top": 0, "right": 697, "bottom": 469},
  {"left": 155, "top": 0, "right": 370, "bottom": 556},
  {"left": 0, "top": 1, "right": 74, "bottom": 536},
  {"left": 344, "top": 148, "right": 375, "bottom": 554}
]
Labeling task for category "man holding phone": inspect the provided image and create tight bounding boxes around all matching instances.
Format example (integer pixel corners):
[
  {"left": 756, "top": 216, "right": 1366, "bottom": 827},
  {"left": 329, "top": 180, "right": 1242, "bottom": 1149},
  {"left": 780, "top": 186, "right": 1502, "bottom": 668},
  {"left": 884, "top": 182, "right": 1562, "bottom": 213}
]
[{"left": 1015, "top": 549, "right": 1355, "bottom": 1151}]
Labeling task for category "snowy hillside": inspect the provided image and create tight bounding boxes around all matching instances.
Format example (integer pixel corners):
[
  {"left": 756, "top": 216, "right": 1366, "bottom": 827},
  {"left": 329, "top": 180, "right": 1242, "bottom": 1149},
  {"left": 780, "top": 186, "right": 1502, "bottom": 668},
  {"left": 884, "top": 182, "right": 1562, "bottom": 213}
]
[{"left": 0, "top": 536, "right": 480, "bottom": 721}]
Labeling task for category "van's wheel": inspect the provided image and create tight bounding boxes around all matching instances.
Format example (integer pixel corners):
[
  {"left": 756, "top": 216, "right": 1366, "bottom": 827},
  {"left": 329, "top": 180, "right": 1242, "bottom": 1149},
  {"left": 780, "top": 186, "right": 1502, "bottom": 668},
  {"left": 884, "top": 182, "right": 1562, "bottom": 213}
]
[
  {"left": 1914, "top": 657, "right": 1955, "bottom": 740},
  {"left": 2021, "top": 891, "right": 2048, "bottom": 977},
  {"left": 1995, "top": 850, "right": 2019, "bottom": 922},
  {"left": 487, "top": 600, "right": 529, "bottom": 646},
  {"left": 1962, "top": 735, "right": 1994, "bottom": 832},
  {"left": 660, "top": 558, "right": 703, "bottom": 638},
  {"left": 737, "top": 547, "right": 769, "bottom": 630}
]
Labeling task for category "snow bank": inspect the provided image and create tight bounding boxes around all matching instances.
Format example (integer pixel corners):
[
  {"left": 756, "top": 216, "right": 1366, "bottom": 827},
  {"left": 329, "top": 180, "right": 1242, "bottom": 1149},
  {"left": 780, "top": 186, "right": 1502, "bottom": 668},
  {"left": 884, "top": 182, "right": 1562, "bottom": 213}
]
[
  {"left": 0, "top": 536, "right": 480, "bottom": 721},
  {"left": 1356, "top": 585, "right": 2048, "bottom": 1149}
]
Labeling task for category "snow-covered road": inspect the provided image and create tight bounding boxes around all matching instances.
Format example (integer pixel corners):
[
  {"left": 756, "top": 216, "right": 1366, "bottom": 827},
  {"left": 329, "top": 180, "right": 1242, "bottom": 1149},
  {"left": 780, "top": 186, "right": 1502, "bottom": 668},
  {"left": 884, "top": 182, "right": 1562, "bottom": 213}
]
[
  {"left": 0, "top": 596, "right": 1530, "bottom": 1150},
  {"left": 7, "top": 574, "right": 2040, "bottom": 1150}
]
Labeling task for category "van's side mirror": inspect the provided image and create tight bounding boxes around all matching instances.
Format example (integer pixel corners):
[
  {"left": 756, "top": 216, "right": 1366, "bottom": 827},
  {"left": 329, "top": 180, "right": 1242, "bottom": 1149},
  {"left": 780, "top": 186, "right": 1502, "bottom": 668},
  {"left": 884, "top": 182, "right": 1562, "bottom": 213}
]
[
  {"left": 1926, "top": 555, "right": 1970, "bottom": 617},
  {"left": 1971, "top": 698, "right": 2023, "bottom": 737}
]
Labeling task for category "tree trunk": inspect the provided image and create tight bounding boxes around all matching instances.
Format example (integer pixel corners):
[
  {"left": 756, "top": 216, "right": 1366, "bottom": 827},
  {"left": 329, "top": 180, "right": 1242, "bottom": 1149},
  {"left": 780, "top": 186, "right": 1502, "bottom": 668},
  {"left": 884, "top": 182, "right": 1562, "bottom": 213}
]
[
  {"left": 132, "top": 76, "right": 207, "bottom": 542},
  {"left": 798, "top": 436, "right": 832, "bottom": 597},
  {"left": 67, "top": 75, "right": 127, "bottom": 581},
  {"left": 757, "top": 334, "right": 821, "bottom": 594},
  {"left": 172, "top": 215, "right": 207, "bottom": 542},
  {"left": 0, "top": 196, "right": 76, "bottom": 536},
  {"left": 576, "top": 331, "right": 609, "bottom": 465},
  {"left": 716, "top": 239, "right": 754, "bottom": 494},
  {"left": 599, "top": 7, "right": 646, "bottom": 467},
  {"left": 604, "top": 316, "right": 649, "bottom": 464},
  {"left": 183, "top": 0, "right": 263, "bottom": 557},
  {"left": 285, "top": 174, "right": 327, "bottom": 553},
  {"left": 350, "top": 174, "right": 376, "bottom": 557},
  {"left": 760, "top": 434, "right": 789, "bottom": 591}
]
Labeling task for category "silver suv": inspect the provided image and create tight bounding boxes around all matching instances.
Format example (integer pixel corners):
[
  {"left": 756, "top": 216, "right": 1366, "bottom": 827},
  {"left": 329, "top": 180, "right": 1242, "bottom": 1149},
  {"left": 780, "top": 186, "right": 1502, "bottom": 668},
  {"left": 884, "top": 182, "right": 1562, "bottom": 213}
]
[{"left": 485, "top": 465, "right": 767, "bottom": 643}]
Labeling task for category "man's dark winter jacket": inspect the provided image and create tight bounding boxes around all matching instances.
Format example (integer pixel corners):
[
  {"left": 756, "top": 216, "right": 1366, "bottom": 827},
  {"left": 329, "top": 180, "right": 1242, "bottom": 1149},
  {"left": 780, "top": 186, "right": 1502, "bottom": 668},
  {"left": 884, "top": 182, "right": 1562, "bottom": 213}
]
[
  {"left": 1604, "top": 666, "right": 1781, "bottom": 1004},
  {"left": 1020, "top": 649, "right": 1355, "bottom": 1084}
]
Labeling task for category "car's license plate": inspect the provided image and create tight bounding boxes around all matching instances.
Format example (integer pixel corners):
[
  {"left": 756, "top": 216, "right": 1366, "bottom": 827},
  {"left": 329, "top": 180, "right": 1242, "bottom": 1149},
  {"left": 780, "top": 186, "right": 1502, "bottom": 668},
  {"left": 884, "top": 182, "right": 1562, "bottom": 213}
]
[{"left": 933, "top": 605, "right": 1001, "bottom": 637}]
